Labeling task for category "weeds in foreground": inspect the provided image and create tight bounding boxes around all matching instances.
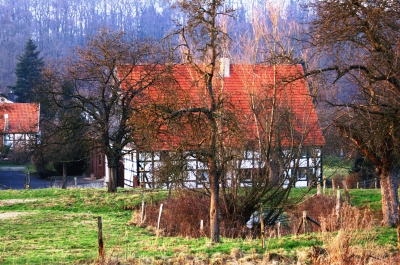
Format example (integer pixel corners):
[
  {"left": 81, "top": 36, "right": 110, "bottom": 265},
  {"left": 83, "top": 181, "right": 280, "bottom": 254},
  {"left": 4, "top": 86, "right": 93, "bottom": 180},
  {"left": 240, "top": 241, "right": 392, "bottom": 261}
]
[{"left": 309, "top": 202, "right": 397, "bottom": 265}]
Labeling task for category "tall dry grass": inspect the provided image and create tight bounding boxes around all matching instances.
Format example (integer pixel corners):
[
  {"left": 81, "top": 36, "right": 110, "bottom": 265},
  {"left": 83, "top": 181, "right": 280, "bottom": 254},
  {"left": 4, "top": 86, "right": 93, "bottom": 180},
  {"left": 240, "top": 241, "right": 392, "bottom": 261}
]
[
  {"left": 295, "top": 196, "right": 399, "bottom": 265},
  {"left": 113, "top": 193, "right": 400, "bottom": 265}
]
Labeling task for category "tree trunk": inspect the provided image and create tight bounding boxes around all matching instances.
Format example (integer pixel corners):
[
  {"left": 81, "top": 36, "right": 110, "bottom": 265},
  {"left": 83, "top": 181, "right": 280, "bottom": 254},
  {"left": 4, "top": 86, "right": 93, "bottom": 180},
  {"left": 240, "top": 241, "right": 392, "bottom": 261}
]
[
  {"left": 107, "top": 165, "right": 118, "bottom": 193},
  {"left": 209, "top": 158, "right": 220, "bottom": 243},
  {"left": 380, "top": 170, "right": 399, "bottom": 227},
  {"left": 61, "top": 162, "right": 67, "bottom": 189}
]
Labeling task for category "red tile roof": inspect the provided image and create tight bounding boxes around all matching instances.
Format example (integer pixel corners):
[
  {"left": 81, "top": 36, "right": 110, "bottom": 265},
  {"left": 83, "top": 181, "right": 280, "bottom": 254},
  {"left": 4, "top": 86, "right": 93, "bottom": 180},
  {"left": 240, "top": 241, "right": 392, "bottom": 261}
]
[
  {"left": 119, "top": 63, "right": 325, "bottom": 150},
  {"left": 0, "top": 103, "right": 40, "bottom": 133}
]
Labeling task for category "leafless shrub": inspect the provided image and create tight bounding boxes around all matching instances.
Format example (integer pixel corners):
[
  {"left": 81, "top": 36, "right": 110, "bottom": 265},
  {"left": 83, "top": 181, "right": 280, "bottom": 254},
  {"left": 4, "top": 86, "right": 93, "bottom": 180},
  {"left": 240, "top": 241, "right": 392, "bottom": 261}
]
[
  {"left": 287, "top": 195, "right": 336, "bottom": 234},
  {"left": 287, "top": 194, "right": 377, "bottom": 235},
  {"left": 142, "top": 190, "right": 253, "bottom": 238},
  {"left": 6, "top": 145, "right": 30, "bottom": 164},
  {"left": 291, "top": 195, "right": 386, "bottom": 265},
  {"left": 144, "top": 190, "right": 210, "bottom": 238},
  {"left": 312, "top": 228, "right": 399, "bottom": 265}
]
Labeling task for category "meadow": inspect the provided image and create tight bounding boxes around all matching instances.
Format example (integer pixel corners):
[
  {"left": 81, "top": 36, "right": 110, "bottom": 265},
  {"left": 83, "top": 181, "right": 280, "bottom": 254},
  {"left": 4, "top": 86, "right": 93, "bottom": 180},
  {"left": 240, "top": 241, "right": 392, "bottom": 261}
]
[{"left": 0, "top": 187, "right": 398, "bottom": 264}]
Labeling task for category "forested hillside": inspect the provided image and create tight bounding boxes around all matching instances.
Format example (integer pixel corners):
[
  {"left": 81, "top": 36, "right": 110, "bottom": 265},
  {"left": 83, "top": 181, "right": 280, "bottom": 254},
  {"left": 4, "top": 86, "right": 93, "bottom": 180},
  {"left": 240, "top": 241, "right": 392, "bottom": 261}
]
[
  {"left": 0, "top": 0, "right": 177, "bottom": 91},
  {"left": 0, "top": 0, "right": 304, "bottom": 92}
]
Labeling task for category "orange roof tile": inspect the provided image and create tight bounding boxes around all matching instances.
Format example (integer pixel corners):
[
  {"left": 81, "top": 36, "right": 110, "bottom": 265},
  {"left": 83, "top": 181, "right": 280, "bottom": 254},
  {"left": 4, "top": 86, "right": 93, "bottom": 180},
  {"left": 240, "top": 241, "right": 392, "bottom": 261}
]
[
  {"left": 0, "top": 103, "right": 40, "bottom": 133},
  {"left": 119, "top": 63, "right": 325, "bottom": 150}
]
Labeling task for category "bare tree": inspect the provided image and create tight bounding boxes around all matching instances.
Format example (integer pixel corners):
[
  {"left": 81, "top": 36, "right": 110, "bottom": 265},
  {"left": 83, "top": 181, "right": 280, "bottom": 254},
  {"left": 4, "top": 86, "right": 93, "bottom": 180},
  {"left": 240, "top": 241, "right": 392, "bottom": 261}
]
[
  {"left": 33, "top": 114, "right": 88, "bottom": 188},
  {"left": 160, "top": 0, "right": 235, "bottom": 243},
  {"left": 306, "top": 0, "right": 400, "bottom": 226},
  {"left": 32, "top": 80, "right": 89, "bottom": 189},
  {"left": 151, "top": 0, "right": 324, "bottom": 241},
  {"left": 217, "top": 2, "right": 324, "bottom": 233},
  {"left": 41, "top": 29, "right": 166, "bottom": 192}
]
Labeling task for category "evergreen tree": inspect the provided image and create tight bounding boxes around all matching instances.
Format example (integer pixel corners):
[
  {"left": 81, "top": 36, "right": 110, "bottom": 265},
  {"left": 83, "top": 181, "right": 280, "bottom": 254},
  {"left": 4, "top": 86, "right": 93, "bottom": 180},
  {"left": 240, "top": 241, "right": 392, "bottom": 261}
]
[{"left": 12, "top": 39, "right": 44, "bottom": 103}]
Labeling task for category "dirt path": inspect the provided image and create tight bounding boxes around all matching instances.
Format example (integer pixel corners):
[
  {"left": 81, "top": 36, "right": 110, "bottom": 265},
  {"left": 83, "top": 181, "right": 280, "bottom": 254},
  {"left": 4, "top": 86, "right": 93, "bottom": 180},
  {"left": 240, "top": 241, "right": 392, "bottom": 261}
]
[
  {"left": 0, "top": 199, "right": 38, "bottom": 219},
  {"left": 0, "top": 212, "right": 32, "bottom": 219},
  {"left": 0, "top": 199, "right": 38, "bottom": 206}
]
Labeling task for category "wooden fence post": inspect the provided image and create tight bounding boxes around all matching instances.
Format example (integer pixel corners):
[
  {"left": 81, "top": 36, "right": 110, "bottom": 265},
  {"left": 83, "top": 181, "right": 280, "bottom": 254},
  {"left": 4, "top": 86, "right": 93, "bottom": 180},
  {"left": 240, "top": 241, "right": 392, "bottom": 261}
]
[
  {"left": 336, "top": 189, "right": 341, "bottom": 218},
  {"left": 157, "top": 204, "right": 163, "bottom": 230},
  {"left": 342, "top": 180, "right": 349, "bottom": 203},
  {"left": 27, "top": 171, "right": 30, "bottom": 189},
  {"left": 276, "top": 221, "right": 281, "bottom": 238},
  {"left": 317, "top": 182, "right": 321, "bottom": 195},
  {"left": 332, "top": 179, "right": 336, "bottom": 193},
  {"left": 141, "top": 190, "right": 145, "bottom": 223},
  {"left": 296, "top": 218, "right": 303, "bottom": 235},
  {"left": 323, "top": 176, "right": 326, "bottom": 195},
  {"left": 98, "top": 216, "right": 104, "bottom": 259},
  {"left": 303, "top": 211, "right": 308, "bottom": 234},
  {"left": 260, "top": 204, "right": 265, "bottom": 249}
]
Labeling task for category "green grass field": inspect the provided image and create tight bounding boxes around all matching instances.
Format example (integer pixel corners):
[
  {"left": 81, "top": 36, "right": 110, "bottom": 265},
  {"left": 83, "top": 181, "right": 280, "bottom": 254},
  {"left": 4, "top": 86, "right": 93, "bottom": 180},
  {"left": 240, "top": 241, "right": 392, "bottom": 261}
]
[
  {"left": 0, "top": 188, "right": 396, "bottom": 264},
  {"left": 322, "top": 156, "right": 352, "bottom": 179}
]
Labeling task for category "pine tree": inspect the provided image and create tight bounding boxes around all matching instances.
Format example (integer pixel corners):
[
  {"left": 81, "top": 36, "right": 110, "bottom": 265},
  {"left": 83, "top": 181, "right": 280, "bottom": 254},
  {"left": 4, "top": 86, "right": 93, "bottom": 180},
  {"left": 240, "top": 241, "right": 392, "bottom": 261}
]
[{"left": 12, "top": 39, "right": 44, "bottom": 103}]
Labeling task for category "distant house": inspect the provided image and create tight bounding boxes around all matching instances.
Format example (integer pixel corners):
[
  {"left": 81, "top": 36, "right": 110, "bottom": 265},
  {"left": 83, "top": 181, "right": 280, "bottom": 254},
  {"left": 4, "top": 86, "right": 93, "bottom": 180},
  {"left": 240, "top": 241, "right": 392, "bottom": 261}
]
[
  {"left": 0, "top": 103, "right": 40, "bottom": 150},
  {"left": 0, "top": 95, "right": 13, "bottom": 104},
  {"left": 89, "top": 151, "right": 106, "bottom": 179},
  {"left": 103, "top": 60, "right": 325, "bottom": 188}
]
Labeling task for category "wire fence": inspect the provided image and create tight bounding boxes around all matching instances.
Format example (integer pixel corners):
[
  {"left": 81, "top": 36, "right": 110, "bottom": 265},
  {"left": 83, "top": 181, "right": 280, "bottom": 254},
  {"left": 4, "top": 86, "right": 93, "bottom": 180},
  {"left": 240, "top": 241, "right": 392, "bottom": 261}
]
[{"left": 323, "top": 177, "right": 380, "bottom": 189}]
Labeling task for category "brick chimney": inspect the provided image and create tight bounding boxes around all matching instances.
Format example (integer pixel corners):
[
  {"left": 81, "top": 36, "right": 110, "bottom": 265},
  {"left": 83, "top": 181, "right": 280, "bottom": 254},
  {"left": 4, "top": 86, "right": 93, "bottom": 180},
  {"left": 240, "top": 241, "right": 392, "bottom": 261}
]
[
  {"left": 219, "top": 58, "right": 230, "bottom": 77},
  {"left": 4, "top": 114, "right": 9, "bottom": 131}
]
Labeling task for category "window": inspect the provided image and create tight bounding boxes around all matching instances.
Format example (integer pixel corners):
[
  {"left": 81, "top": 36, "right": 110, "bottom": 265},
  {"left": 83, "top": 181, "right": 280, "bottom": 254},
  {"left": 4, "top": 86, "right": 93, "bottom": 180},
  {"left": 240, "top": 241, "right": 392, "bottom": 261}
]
[
  {"left": 196, "top": 170, "right": 209, "bottom": 184},
  {"left": 301, "top": 148, "right": 309, "bottom": 158},
  {"left": 160, "top": 150, "right": 169, "bottom": 161},
  {"left": 244, "top": 150, "right": 253, "bottom": 159},
  {"left": 238, "top": 168, "right": 253, "bottom": 182}
]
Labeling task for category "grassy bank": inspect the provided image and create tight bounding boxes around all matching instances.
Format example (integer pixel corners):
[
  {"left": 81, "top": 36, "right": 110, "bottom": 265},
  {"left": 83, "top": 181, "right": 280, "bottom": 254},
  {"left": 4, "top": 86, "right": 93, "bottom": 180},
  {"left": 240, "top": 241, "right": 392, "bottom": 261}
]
[
  {"left": 0, "top": 188, "right": 397, "bottom": 264},
  {"left": 322, "top": 156, "right": 352, "bottom": 179}
]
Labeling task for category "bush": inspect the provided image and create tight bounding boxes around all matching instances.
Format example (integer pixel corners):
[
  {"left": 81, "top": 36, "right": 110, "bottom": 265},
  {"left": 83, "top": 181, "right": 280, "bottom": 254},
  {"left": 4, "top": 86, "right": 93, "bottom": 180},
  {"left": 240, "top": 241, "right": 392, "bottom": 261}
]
[
  {"left": 288, "top": 195, "right": 337, "bottom": 234},
  {"left": 144, "top": 190, "right": 210, "bottom": 238},
  {"left": 6, "top": 145, "right": 30, "bottom": 164},
  {"left": 143, "top": 190, "right": 251, "bottom": 238}
]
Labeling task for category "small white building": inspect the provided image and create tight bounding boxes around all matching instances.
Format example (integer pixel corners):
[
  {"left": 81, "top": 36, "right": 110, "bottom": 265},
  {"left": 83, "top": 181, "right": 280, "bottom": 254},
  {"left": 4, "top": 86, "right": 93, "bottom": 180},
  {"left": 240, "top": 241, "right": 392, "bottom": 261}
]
[{"left": 0, "top": 103, "right": 40, "bottom": 150}]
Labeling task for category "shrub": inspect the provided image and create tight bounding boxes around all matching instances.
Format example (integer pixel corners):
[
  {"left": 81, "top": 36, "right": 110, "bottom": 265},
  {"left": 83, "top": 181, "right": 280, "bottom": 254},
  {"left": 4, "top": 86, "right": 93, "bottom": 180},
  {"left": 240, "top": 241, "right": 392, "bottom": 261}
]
[
  {"left": 288, "top": 195, "right": 337, "bottom": 234},
  {"left": 144, "top": 190, "right": 210, "bottom": 238},
  {"left": 6, "top": 145, "right": 30, "bottom": 164},
  {"left": 143, "top": 190, "right": 251, "bottom": 238}
]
